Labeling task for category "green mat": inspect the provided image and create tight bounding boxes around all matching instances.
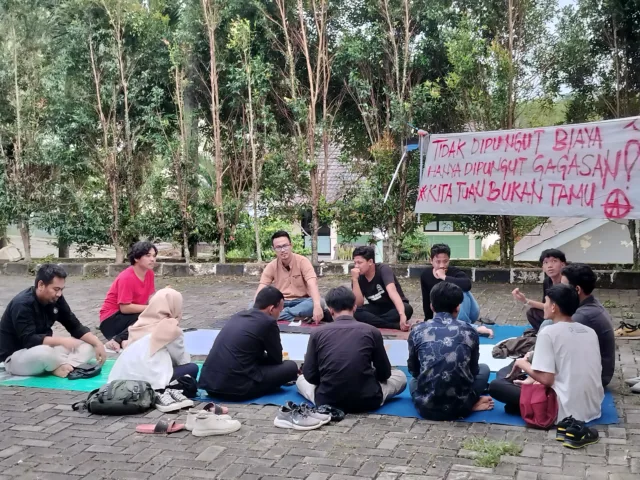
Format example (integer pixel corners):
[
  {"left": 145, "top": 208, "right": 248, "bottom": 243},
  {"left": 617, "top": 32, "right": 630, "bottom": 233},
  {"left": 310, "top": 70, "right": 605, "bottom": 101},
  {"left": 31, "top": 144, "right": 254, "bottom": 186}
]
[{"left": 0, "top": 359, "right": 116, "bottom": 392}]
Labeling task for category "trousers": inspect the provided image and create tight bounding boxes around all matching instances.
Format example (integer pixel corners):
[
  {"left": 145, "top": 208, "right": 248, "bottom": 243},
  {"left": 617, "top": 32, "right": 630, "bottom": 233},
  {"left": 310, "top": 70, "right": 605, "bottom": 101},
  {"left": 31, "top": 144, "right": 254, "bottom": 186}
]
[
  {"left": 207, "top": 360, "right": 299, "bottom": 401},
  {"left": 5, "top": 343, "right": 95, "bottom": 376}
]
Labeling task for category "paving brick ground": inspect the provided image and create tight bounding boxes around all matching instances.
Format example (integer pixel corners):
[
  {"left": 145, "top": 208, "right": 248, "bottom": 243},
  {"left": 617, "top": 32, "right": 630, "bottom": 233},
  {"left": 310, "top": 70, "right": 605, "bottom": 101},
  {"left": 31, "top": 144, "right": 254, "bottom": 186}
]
[{"left": 1, "top": 274, "right": 640, "bottom": 480}]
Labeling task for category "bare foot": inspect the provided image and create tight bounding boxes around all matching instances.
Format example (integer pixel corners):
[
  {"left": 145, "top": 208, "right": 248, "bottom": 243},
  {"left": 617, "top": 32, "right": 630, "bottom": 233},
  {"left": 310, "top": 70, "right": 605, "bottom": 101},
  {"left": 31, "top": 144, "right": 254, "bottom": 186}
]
[
  {"left": 104, "top": 339, "right": 121, "bottom": 352},
  {"left": 471, "top": 396, "right": 494, "bottom": 412},
  {"left": 52, "top": 364, "right": 74, "bottom": 378}
]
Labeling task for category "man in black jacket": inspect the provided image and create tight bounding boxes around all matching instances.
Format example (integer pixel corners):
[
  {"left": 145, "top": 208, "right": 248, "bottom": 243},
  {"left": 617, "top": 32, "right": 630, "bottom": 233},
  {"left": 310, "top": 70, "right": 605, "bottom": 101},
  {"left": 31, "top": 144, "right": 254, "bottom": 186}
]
[
  {"left": 420, "top": 244, "right": 493, "bottom": 337},
  {"left": 199, "top": 286, "right": 298, "bottom": 400},
  {"left": 561, "top": 263, "right": 615, "bottom": 387},
  {"left": 296, "top": 286, "right": 406, "bottom": 412},
  {"left": 0, "top": 264, "right": 106, "bottom": 377}
]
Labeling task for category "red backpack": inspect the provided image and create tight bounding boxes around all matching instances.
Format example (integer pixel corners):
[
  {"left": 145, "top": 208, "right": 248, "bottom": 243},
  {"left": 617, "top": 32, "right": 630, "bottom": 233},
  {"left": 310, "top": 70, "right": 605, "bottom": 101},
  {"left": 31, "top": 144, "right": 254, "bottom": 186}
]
[{"left": 520, "top": 383, "right": 558, "bottom": 429}]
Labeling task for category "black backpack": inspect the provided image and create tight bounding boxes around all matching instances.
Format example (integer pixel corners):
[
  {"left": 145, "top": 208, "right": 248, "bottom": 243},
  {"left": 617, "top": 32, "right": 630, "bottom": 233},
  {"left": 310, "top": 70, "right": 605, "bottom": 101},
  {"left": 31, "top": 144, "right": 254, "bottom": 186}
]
[{"left": 72, "top": 380, "right": 156, "bottom": 415}]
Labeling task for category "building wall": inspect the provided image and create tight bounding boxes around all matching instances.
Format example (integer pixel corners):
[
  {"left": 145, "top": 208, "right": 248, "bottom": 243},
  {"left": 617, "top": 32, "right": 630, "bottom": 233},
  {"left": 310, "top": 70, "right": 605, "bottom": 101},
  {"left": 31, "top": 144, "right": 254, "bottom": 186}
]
[{"left": 558, "top": 221, "right": 633, "bottom": 264}]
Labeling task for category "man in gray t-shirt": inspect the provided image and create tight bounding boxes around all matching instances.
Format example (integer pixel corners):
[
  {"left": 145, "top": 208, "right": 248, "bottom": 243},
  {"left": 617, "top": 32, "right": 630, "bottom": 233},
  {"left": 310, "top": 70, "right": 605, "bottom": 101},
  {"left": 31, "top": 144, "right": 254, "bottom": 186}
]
[{"left": 561, "top": 263, "right": 615, "bottom": 387}]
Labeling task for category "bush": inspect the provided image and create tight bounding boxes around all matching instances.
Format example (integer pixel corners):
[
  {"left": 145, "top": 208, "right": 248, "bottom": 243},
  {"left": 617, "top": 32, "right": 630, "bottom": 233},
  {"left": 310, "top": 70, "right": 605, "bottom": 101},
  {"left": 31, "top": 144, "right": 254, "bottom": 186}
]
[{"left": 399, "top": 232, "right": 431, "bottom": 262}]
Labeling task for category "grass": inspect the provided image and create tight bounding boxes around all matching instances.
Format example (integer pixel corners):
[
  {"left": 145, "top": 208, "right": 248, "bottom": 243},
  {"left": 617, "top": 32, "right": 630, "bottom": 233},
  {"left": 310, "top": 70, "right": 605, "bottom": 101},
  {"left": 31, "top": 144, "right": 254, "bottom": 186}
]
[
  {"left": 462, "top": 437, "right": 522, "bottom": 468},
  {"left": 603, "top": 300, "right": 618, "bottom": 308},
  {"left": 623, "top": 312, "right": 635, "bottom": 320}
]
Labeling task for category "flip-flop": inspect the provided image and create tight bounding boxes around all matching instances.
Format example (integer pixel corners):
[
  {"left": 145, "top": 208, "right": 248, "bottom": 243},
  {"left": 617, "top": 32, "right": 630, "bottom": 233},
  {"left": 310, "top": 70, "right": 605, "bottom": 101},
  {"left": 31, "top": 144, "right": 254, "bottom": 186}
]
[
  {"left": 202, "top": 402, "right": 229, "bottom": 415},
  {"left": 136, "top": 418, "right": 185, "bottom": 434}
]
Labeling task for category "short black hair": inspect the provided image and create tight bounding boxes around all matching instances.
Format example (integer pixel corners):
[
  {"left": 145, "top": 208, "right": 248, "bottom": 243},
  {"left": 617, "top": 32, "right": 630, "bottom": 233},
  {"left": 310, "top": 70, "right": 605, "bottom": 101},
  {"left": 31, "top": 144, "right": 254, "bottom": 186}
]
[
  {"left": 325, "top": 286, "right": 356, "bottom": 312},
  {"left": 546, "top": 284, "right": 579, "bottom": 317},
  {"left": 562, "top": 263, "right": 596, "bottom": 295},
  {"left": 539, "top": 248, "right": 566, "bottom": 265},
  {"left": 271, "top": 230, "right": 291, "bottom": 245},
  {"left": 128, "top": 241, "right": 158, "bottom": 265},
  {"left": 352, "top": 246, "right": 375, "bottom": 261},
  {"left": 254, "top": 286, "right": 285, "bottom": 309},
  {"left": 35, "top": 263, "right": 67, "bottom": 288},
  {"left": 430, "top": 243, "right": 451, "bottom": 259},
  {"left": 430, "top": 281, "right": 464, "bottom": 314}
]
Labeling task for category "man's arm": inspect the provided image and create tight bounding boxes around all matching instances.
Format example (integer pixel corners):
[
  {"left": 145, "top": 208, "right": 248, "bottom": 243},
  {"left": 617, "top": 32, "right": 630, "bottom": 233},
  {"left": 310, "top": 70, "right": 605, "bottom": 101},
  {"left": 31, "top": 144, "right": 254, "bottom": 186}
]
[
  {"left": 119, "top": 303, "right": 147, "bottom": 314},
  {"left": 420, "top": 272, "right": 434, "bottom": 320},
  {"left": 514, "top": 329, "right": 556, "bottom": 387},
  {"left": 351, "top": 269, "right": 365, "bottom": 307},
  {"left": 57, "top": 297, "right": 106, "bottom": 364},
  {"left": 302, "top": 334, "right": 320, "bottom": 385},
  {"left": 254, "top": 263, "right": 275, "bottom": 300},
  {"left": 515, "top": 359, "right": 555, "bottom": 387},
  {"left": 372, "top": 330, "right": 392, "bottom": 382},
  {"left": 407, "top": 329, "right": 420, "bottom": 378},
  {"left": 381, "top": 266, "right": 409, "bottom": 330},
  {"left": 444, "top": 268, "right": 472, "bottom": 291},
  {"left": 263, "top": 322, "right": 284, "bottom": 365}
]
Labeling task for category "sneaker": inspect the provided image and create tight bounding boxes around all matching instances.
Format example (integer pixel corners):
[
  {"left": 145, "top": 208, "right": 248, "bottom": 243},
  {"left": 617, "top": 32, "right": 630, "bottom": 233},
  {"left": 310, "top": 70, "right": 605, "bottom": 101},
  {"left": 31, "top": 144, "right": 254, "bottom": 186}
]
[
  {"left": 624, "top": 376, "right": 640, "bottom": 386},
  {"left": 167, "top": 389, "right": 195, "bottom": 410},
  {"left": 315, "top": 404, "right": 346, "bottom": 422},
  {"left": 155, "top": 391, "right": 182, "bottom": 413},
  {"left": 185, "top": 403, "right": 231, "bottom": 431},
  {"left": 556, "top": 416, "right": 577, "bottom": 442},
  {"left": 192, "top": 412, "right": 241, "bottom": 437},
  {"left": 274, "top": 404, "right": 323, "bottom": 430},
  {"left": 563, "top": 422, "right": 599, "bottom": 449},
  {"left": 614, "top": 322, "right": 640, "bottom": 339},
  {"left": 289, "top": 402, "right": 331, "bottom": 425}
]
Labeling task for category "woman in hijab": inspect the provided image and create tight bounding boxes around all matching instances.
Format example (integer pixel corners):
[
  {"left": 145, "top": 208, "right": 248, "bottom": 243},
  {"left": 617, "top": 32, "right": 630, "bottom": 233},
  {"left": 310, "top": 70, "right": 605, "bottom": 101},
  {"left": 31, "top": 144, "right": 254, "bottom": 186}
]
[{"left": 108, "top": 288, "right": 199, "bottom": 390}]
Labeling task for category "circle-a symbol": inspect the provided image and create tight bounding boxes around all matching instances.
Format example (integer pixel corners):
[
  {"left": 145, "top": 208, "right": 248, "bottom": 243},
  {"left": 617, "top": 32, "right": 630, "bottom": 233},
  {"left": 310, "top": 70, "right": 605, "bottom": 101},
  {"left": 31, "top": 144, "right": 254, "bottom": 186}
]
[{"left": 603, "top": 189, "right": 632, "bottom": 219}]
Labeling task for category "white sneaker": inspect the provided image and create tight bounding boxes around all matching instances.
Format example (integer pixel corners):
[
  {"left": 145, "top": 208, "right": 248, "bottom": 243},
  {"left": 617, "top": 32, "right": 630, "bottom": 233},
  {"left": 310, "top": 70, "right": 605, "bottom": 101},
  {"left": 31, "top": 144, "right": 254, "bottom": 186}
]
[
  {"left": 274, "top": 404, "right": 323, "bottom": 430},
  {"left": 167, "top": 389, "right": 194, "bottom": 410},
  {"left": 624, "top": 376, "right": 640, "bottom": 386},
  {"left": 191, "top": 412, "right": 241, "bottom": 436},
  {"left": 186, "top": 407, "right": 231, "bottom": 431},
  {"left": 155, "top": 391, "right": 182, "bottom": 413}
]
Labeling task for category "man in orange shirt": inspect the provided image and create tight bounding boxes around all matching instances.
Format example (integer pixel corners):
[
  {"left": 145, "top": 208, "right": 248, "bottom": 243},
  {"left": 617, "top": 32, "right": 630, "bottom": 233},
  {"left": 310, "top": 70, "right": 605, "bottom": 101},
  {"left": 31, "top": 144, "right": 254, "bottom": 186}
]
[{"left": 253, "top": 231, "right": 327, "bottom": 324}]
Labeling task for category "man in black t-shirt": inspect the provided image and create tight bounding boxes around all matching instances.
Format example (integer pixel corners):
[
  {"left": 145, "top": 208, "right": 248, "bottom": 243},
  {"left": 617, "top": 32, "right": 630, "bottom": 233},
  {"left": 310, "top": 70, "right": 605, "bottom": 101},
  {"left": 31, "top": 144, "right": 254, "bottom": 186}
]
[
  {"left": 351, "top": 246, "right": 413, "bottom": 331},
  {"left": 420, "top": 244, "right": 493, "bottom": 337},
  {"left": 512, "top": 248, "right": 566, "bottom": 332}
]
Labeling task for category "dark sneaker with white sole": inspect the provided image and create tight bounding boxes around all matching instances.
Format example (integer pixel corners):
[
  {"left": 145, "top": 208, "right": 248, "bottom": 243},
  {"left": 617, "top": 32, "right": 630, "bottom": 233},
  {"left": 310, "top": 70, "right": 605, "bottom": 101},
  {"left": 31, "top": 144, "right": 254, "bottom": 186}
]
[
  {"left": 563, "top": 422, "right": 599, "bottom": 449},
  {"left": 274, "top": 404, "right": 323, "bottom": 430}
]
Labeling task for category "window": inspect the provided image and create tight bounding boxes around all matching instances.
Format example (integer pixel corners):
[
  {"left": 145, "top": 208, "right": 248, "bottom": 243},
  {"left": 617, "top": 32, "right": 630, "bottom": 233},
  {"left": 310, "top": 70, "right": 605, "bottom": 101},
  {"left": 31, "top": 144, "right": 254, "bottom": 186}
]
[{"left": 423, "top": 219, "right": 457, "bottom": 233}]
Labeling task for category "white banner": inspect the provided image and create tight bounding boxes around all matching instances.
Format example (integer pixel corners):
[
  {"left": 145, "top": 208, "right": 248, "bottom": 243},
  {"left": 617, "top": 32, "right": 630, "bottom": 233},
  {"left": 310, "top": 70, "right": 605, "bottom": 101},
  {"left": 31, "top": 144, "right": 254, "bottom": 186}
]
[{"left": 414, "top": 117, "right": 640, "bottom": 220}]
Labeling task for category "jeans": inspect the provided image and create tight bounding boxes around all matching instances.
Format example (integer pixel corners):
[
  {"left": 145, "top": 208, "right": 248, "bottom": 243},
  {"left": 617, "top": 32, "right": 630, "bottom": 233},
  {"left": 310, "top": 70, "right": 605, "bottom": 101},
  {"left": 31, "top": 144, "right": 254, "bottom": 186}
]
[
  {"left": 409, "top": 363, "right": 490, "bottom": 400},
  {"left": 354, "top": 302, "right": 414, "bottom": 330},
  {"left": 172, "top": 362, "right": 199, "bottom": 381},
  {"left": 279, "top": 298, "right": 327, "bottom": 322},
  {"left": 458, "top": 291, "right": 480, "bottom": 324},
  {"left": 527, "top": 307, "right": 546, "bottom": 332}
]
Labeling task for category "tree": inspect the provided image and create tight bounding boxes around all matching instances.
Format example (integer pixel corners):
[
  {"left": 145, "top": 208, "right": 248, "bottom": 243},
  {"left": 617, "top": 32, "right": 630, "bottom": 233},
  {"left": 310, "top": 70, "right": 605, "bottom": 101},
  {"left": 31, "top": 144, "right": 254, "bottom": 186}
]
[
  {"left": 554, "top": 0, "right": 640, "bottom": 268},
  {"left": 0, "top": 0, "right": 59, "bottom": 261}
]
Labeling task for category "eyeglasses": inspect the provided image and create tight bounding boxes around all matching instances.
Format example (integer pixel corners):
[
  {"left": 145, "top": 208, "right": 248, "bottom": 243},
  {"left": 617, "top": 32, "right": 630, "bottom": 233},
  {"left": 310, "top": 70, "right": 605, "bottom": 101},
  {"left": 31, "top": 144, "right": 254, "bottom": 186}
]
[{"left": 274, "top": 244, "right": 292, "bottom": 252}]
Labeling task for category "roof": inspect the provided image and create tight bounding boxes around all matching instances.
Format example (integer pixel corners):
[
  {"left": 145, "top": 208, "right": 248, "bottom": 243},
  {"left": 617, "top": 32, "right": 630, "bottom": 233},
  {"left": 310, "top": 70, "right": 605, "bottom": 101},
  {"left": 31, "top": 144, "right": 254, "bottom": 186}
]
[
  {"left": 514, "top": 217, "right": 589, "bottom": 256},
  {"left": 322, "top": 143, "right": 360, "bottom": 202}
]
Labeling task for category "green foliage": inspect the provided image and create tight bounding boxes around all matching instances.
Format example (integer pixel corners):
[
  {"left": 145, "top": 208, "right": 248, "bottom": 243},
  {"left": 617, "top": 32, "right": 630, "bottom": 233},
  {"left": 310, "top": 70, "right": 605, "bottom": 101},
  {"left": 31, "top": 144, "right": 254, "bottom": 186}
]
[
  {"left": 462, "top": 437, "right": 522, "bottom": 468},
  {"left": 399, "top": 233, "right": 431, "bottom": 263},
  {"left": 481, "top": 242, "right": 500, "bottom": 261}
]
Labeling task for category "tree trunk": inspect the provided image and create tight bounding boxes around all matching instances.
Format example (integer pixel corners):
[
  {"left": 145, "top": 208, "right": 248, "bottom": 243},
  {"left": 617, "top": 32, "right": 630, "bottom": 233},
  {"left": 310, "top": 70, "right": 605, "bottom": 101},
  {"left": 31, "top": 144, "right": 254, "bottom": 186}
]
[
  {"left": 189, "top": 241, "right": 198, "bottom": 259},
  {"left": 0, "top": 227, "right": 7, "bottom": 248},
  {"left": 310, "top": 167, "right": 319, "bottom": 265},
  {"left": 58, "top": 238, "right": 70, "bottom": 258},
  {"left": 629, "top": 220, "right": 639, "bottom": 270},
  {"left": 183, "top": 224, "right": 191, "bottom": 266},
  {"left": 115, "top": 245, "right": 125, "bottom": 264},
  {"left": 18, "top": 220, "right": 31, "bottom": 262}
]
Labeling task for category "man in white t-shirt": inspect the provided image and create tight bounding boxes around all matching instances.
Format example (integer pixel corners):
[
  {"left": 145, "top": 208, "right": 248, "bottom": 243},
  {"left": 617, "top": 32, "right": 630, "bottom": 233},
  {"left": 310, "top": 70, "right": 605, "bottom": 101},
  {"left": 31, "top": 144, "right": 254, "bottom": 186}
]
[{"left": 489, "top": 284, "right": 603, "bottom": 425}]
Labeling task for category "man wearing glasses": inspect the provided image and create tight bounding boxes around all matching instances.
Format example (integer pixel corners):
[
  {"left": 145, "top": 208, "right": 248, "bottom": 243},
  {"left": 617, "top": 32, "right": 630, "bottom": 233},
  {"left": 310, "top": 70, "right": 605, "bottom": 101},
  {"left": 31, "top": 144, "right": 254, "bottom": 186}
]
[{"left": 254, "top": 231, "right": 327, "bottom": 324}]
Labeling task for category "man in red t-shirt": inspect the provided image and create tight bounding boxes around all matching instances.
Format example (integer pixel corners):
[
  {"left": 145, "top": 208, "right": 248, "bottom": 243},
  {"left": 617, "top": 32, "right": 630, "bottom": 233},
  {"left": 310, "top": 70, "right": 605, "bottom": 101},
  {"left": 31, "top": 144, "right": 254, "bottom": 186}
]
[{"left": 99, "top": 242, "right": 157, "bottom": 351}]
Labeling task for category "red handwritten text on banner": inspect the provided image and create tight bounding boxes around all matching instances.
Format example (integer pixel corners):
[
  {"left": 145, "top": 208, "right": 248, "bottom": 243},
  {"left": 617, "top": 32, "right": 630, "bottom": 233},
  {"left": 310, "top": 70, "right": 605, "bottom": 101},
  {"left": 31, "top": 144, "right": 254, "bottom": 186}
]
[{"left": 414, "top": 117, "right": 640, "bottom": 219}]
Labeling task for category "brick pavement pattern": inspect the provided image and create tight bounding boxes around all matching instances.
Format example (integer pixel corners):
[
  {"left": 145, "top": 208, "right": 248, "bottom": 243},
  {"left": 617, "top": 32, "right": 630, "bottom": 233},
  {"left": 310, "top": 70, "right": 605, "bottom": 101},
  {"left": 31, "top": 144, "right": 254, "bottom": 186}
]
[{"left": 1, "top": 275, "right": 640, "bottom": 480}]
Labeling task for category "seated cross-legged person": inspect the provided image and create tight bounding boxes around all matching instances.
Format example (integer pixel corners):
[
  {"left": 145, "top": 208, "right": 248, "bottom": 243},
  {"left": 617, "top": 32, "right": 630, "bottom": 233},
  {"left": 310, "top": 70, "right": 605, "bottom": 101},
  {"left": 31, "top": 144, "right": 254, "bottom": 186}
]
[
  {"left": 420, "top": 243, "right": 493, "bottom": 337},
  {"left": 296, "top": 286, "right": 406, "bottom": 412},
  {"left": 254, "top": 230, "right": 328, "bottom": 324},
  {"left": 512, "top": 248, "right": 566, "bottom": 332},
  {"left": 408, "top": 281, "right": 493, "bottom": 420},
  {"left": 108, "top": 288, "right": 199, "bottom": 391},
  {"left": 561, "top": 264, "right": 615, "bottom": 388},
  {"left": 99, "top": 241, "right": 157, "bottom": 351},
  {"left": 199, "top": 286, "right": 299, "bottom": 400},
  {"left": 0, "top": 264, "right": 106, "bottom": 378},
  {"left": 351, "top": 246, "right": 413, "bottom": 331},
  {"left": 489, "top": 284, "right": 604, "bottom": 426}
]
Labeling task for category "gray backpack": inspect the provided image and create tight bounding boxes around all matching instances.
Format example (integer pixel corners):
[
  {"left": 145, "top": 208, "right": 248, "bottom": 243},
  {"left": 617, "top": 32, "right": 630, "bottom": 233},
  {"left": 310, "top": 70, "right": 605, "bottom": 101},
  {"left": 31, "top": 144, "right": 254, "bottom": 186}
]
[{"left": 73, "top": 380, "right": 156, "bottom": 415}]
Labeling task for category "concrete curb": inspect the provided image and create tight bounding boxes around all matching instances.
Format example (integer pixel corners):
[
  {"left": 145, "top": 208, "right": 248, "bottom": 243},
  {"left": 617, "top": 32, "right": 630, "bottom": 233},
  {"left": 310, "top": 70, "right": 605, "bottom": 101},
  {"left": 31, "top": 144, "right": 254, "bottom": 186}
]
[{"left": 1, "top": 261, "right": 640, "bottom": 289}]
